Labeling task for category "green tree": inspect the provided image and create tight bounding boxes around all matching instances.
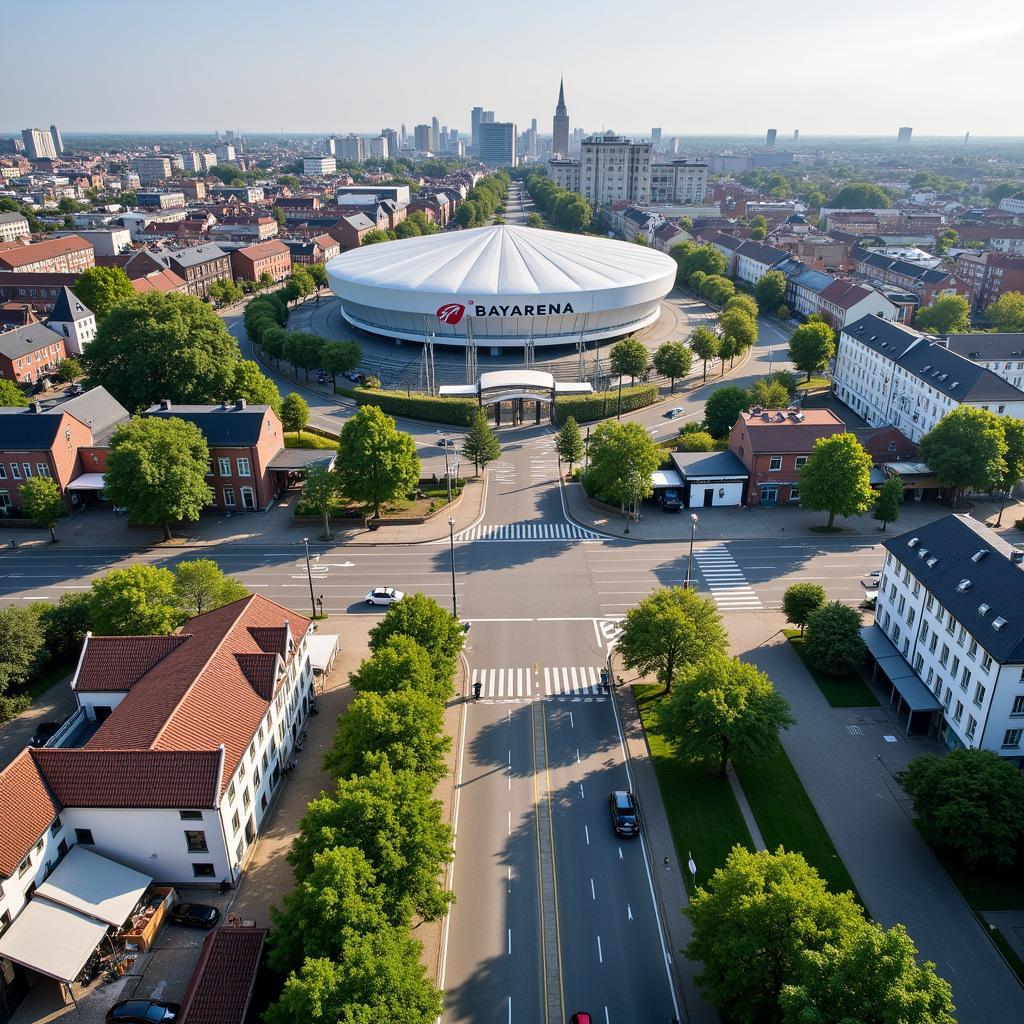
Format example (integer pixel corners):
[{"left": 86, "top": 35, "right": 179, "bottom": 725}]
[
  {"left": 256, "top": 271, "right": 274, "bottom": 292},
  {"left": 336, "top": 405, "right": 420, "bottom": 518},
  {"left": 748, "top": 377, "right": 790, "bottom": 409},
  {"left": 676, "top": 430, "right": 718, "bottom": 452},
  {"left": 799, "top": 433, "right": 873, "bottom": 528},
  {"left": 660, "top": 653, "right": 794, "bottom": 776},
  {"left": 780, "top": 920, "right": 955, "bottom": 1024},
  {"left": 0, "top": 605, "right": 47, "bottom": 706},
  {"left": 720, "top": 308, "right": 758, "bottom": 364},
  {"left": 754, "top": 270, "right": 787, "bottom": 313},
  {"left": 19, "top": 476, "right": 64, "bottom": 541},
  {"left": 703, "top": 275, "right": 736, "bottom": 307},
  {"left": 750, "top": 226, "right": 766, "bottom": 240},
  {"left": 88, "top": 565, "right": 182, "bottom": 635},
  {"left": 652, "top": 341, "right": 693, "bottom": 392},
  {"left": 918, "top": 406, "right": 1008, "bottom": 506},
  {"left": 872, "top": 474, "right": 904, "bottom": 532},
  {"left": 368, "top": 593, "right": 464, "bottom": 688},
  {"left": 526, "top": 212, "right": 543, "bottom": 227},
  {"left": 361, "top": 228, "right": 396, "bottom": 245},
  {"left": 230, "top": 360, "right": 281, "bottom": 413},
  {"left": 987, "top": 291, "right": 1024, "bottom": 332},
  {"left": 768, "top": 369, "right": 798, "bottom": 398},
  {"left": 461, "top": 408, "right": 501, "bottom": 477},
  {"left": 669, "top": 241, "right": 727, "bottom": 285},
  {"left": 272, "top": 206, "right": 287, "bottom": 229},
  {"left": 301, "top": 466, "right": 340, "bottom": 541},
  {"left": 828, "top": 182, "right": 892, "bottom": 208},
  {"left": 996, "top": 416, "right": 1024, "bottom": 524},
  {"left": 320, "top": 340, "right": 361, "bottom": 388},
  {"left": 281, "top": 392, "right": 310, "bottom": 439},
  {"left": 914, "top": 294, "right": 970, "bottom": 334},
  {"left": 56, "top": 357, "right": 83, "bottom": 384},
  {"left": 39, "top": 593, "right": 92, "bottom": 664},
  {"left": 172, "top": 559, "right": 248, "bottom": 617},
  {"left": 782, "top": 582, "right": 827, "bottom": 635},
  {"left": 282, "top": 331, "right": 323, "bottom": 380},
  {"left": 73, "top": 265, "right": 135, "bottom": 322},
  {"left": 609, "top": 335, "right": 649, "bottom": 416},
  {"left": 585, "top": 420, "right": 662, "bottom": 511},
  {"left": 804, "top": 602, "right": 866, "bottom": 677},
  {"left": 351, "top": 634, "right": 452, "bottom": 704},
  {"left": 617, "top": 586, "right": 728, "bottom": 696},
  {"left": 725, "top": 293, "right": 759, "bottom": 320},
  {"left": 690, "top": 326, "right": 720, "bottom": 382},
  {"left": 554, "top": 416, "right": 585, "bottom": 473},
  {"left": 285, "top": 267, "right": 316, "bottom": 303},
  {"left": 0, "top": 379, "right": 28, "bottom": 407},
  {"left": 902, "top": 748, "right": 1024, "bottom": 868},
  {"left": 787, "top": 320, "right": 836, "bottom": 382},
  {"left": 704, "top": 385, "right": 749, "bottom": 438},
  {"left": 103, "top": 416, "right": 211, "bottom": 540},
  {"left": 260, "top": 325, "right": 287, "bottom": 368},
  {"left": 83, "top": 292, "right": 241, "bottom": 411},
  {"left": 687, "top": 846, "right": 864, "bottom": 1024}
]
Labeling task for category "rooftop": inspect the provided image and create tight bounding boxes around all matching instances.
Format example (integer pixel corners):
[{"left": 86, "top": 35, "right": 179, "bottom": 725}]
[
  {"left": 736, "top": 408, "right": 846, "bottom": 453},
  {"left": 0, "top": 235, "right": 92, "bottom": 269},
  {"left": 144, "top": 400, "right": 273, "bottom": 446}
]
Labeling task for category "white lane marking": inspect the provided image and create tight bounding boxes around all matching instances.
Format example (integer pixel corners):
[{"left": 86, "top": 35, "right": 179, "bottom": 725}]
[
  {"left": 591, "top": 878, "right": 596, "bottom": 901},
  {"left": 597, "top": 935, "right": 603, "bottom": 963},
  {"left": 585, "top": 825, "right": 590, "bottom": 846}
]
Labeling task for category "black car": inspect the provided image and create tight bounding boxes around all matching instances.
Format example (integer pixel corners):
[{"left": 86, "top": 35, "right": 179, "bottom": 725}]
[
  {"left": 609, "top": 789, "right": 640, "bottom": 837},
  {"left": 29, "top": 721, "right": 62, "bottom": 747},
  {"left": 169, "top": 902, "right": 220, "bottom": 929},
  {"left": 106, "top": 1001, "right": 180, "bottom": 1024}
]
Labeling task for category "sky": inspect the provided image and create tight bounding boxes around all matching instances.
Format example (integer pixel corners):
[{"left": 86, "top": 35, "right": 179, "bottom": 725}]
[{"left": 8, "top": 0, "right": 1024, "bottom": 137}]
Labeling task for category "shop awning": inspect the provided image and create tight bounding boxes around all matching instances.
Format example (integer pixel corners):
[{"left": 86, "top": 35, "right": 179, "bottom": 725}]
[
  {"left": 861, "top": 626, "right": 942, "bottom": 711},
  {"left": 308, "top": 634, "right": 340, "bottom": 674},
  {"left": 66, "top": 473, "right": 106, "bottom": 491},
  {"left": 0, "top": 898, "right": 108, "bottom": 982},
  {"left": 36, "top": 846, "right": 151, "bottom": 926}
]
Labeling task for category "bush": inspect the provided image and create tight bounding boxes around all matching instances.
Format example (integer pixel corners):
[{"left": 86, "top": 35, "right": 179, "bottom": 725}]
[
  {"left": 777, "top": 303, "right": 791, "bottom": 318},
  {"left": 553, "top": 384, "right": 658, "bottom": 424},
  {"left": 675, "top": 431, "right": 718, "bottom": 452},
  {"left": 353, "top": 388, "right": 480, "bottom": 427},
  {"left": 804, "top": 602, "right": 865, "bottom": 676}
]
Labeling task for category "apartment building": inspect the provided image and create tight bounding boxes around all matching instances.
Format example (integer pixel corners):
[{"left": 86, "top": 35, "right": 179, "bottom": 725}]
[
  {"left": 0, "top": 236, "right": 94, "bottom": 275},
  {"left": 229, "top": 240, "right": 291, "bottom": 284},
  {"left": 0, "top": 213, "right": 30, "bottom": 243},
  {"left": 46, "top": 286, "right": 96, "bottom": 355},
  {"left": 0, "top": 323, "right": 67, "bottom": 383},
  {"left": 954, "top": 251, "right": 1024, "bottom": 311},
  {"left": 284, "top": 234, "right": 340, "bottom": 266},
  {"left": 154, "top": 245, "right": 232, "bottom": 299},
  {"left": 137, "top": 191, "right": 186, "bottom": 210},
  {"left": 854, "top": 248, "right": 963, "bottom": 306},
  {"left": 303, "top": 156, "right": 336, "bottom": 176},
  {"left": 649, "top": 159, "right": 708, "bottom": 204},
  {"left": 133, "top": 157, "right": 172, "bottom": 184},
  {"left": 580, "top": 132, "right": 651, "bottom": 206},
  {"left": 939, "top": 333, "right": 1024, "bottom": 389},
  {"left": 546, "top": 158, "right": 581, "bottom": 193}
]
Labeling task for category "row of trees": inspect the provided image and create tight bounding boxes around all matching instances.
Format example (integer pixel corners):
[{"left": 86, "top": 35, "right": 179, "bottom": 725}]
[
  {"left": 452, "top": 172, "right": 510, "bottom": 228},
  {"left": 263, "top": 593, "right": 463, "bottom": 1024},
  {"left": 525, "top": 174, "right": 592, "bottom": 233},
  {"left": 361, "top": 210, "right": 440, "bottom": 245}
]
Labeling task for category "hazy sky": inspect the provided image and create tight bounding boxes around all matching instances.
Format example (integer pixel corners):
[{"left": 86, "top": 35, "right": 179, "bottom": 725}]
[{"left": 9, "top": 0, "right": 1024, "bottom": 136}]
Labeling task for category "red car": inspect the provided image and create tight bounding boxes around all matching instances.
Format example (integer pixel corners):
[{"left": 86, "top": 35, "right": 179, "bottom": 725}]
[{"left": 569, "top": 1014, "right": 592, "bottom": 1024}]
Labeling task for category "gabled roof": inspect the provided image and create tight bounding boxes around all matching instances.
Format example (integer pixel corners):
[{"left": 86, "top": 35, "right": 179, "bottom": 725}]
[
  {"left": 144, "top": 403, "right": 272, "bottom": 446},
  {"left": 789, "top": 267, "right": 834, "bottom": 293},
  {"left": 735, "top": 239, "right": 789, "bottom": 267},
  {"left": 233, "top": 240, "right": 288, "bottom": 260},
  {"left": 940, "top": 333, "right": 1024, "bottom": 362},
  {"left": 179, "top": 927, "right": 268, "bottom": 1024},
  {"left": 49, "top": 386, "right": 130, "bottom": 442},
  {"left": 0, "top": 235, "right": 92, "bottom": 269},
  {"left": 0, "top": 408, "right": 65, "bottom": 448},
  {"left": 161, "top": 244, "right": 229, "bottom": 269},
  {"left": 818, "top": 279, "right": 874, "bottom": 308},
  {"left": 47, "top": 286, "right": 92, "bottom": 323},
  {"left": 0, "top": 322, "right": 63, "bottom": 360},
  {"left": 854, "top": 248, "right": 952, "bottom": 285},
  {"left": 0, "top": 750, "right": 60, "bottom": 876},
  {"left": 75, "top": 635, "right": 189, "bottom": 692}
]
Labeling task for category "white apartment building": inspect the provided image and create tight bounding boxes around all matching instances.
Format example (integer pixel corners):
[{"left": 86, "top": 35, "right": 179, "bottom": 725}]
[
  {"left": 179, "top": 151, "right": 204, "bottom": 173},
  {"left": 338, "top": 135, "right": 365, "bottom": 162},
  {"left": 21, "top": 128, "right": 57, "bottom": 161},
  {"left": 872, "top": 515, "right": 1024, "bottom": 763},
  {"left": 133, "top": 157, "right": 172, "bottom": 184},
  {"left": 0, "top": 212, "right": 30, "bottom": 243},
  {"left": 46, "top": 286, "right": 96, "bottom": 355},
  {"left": 939, "top": 332, "right": 1024, "bottom": 390},
  {"left": 368, "top": 135, "right": 390, "bottom": 159},
  {"left": 649, "top": 159, "right": 708, "bottom": 204},
  {"left": 580, "top": 132, "right": 651, "bottom": 206},
  {"left": 303, "top": 155, "right": 336, "bottom": 176},
  {"left": 998, "top": 195, "right": 1024, "bottom": 215},
  {"left": 833, "top": 315, "right": 1024, "bottom": 442},
  {"left": 214, "top": 144, "right": 236, "bottom": 163},
  {"left": 547, "top": 158, "right": 581, "bottom": 192}
]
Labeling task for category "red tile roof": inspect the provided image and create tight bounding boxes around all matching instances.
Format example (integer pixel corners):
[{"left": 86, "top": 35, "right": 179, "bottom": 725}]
[
  {"left": 818, "top": 278, "right": 873, "bottom": 309},
  {"left": 737, "top": 408, "right": 846, "bottom": 454},
  {"left": 0, "top": 750, "right": 60, "bottom": 876},
  {"left": 0, "top": 235, "right": 93, "bottom": 269},
  {"left": 179, "top": 927, "right": 268, "bottom": 1024},
  {"left": 75, "top": 635, "right": 189, "bottom": 692},
  {"left": 234, "top": 240, "right": 289, "bottom": 260},
  {"left": 131, "top": 268, "right": 187, "bottom": 294}
]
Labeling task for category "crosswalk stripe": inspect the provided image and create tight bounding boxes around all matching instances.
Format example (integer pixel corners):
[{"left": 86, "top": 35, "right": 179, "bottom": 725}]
[
  {"left": 544, "top": 666, "right": 551, "bottom": 695},
  {"left": 471, "top": 665, "right": 608, "bottom": 701},
  {"left": 453, "top": 521, "right": 601, "bottom": 542},
  {"left": 694, "top": 545, "right": 764, "bottom": 610}
]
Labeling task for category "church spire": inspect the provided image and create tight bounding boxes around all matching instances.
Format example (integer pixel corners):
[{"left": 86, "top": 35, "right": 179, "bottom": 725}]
[{"left": 556, "top": 75, "right": 567, "bottom": 115}]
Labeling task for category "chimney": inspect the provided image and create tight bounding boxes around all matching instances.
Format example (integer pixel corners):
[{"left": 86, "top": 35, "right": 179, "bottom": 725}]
[
  {"left": 159, "top": 399, "right": 171, "bottom": 411},
  {"left": 30, "top": 400, "right": 42, "bottom": 414},
  {"left": 235, "top": 398, "right": 246, "bottom": 410}
]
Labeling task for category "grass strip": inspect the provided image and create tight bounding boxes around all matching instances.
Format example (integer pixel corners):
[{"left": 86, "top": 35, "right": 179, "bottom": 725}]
[
  {"left": 784, "top": 630, "right": 879, "bottom": 708},
  {"left": 284, "top": 431, "right": 337, "bottom": 450}
]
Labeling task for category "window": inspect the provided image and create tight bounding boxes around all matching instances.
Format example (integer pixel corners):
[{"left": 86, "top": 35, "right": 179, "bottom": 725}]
[
  {"left": 912, "top": 579, "right": 920, "bottom": 596},
  {"left": 897, "top": 595, "right": 906, "bottom": 614},
  {"left": 227, "top": 781, "right": 236, "bottom": 802},
  {"left": 184, "top": 830, "right": 208, "bottom": 852},
  {"left": 36, "top": 464, "right": 50, "bottom": 477},
  {"left": 10, "top": 464, "right": 20, "bottom": 480},
  {"left": 925, "top": 666, "right": 933, "bottom": 684},
  {"left": 973, "top": 682, "right": 987, "bottom": 707},
  {"left": 1003, "top": 729, "right": 1023, "bottom": 748},
  {"left": 966, "top": 715, "right": 977, "bottom": 740},
  {"left": 956, "top": 625, "right": 966, "bottom": 647},
  {"left": 17, "top": 857, "right": 31, "bottom": 879},
  {"left": 50, "top": 817, "right": 62, "bottom": 836},
  {"left": 920, "top": 623, "right": 929, "bottom": 644},
  {"left": 218, "top": 457, "right": 231, "bottom": 476},
  {"left": 981, "top": 652, "right": 993, "bottom": 672},
  {"left": 1012, "top": 695, "right": 1024, "bottom": 716},
  {"left": 240, "top": 486, "right": 256, "bottom": 510},
  {"left": 968, "top": 638, "right": 978, "bottom": 659},
  {"left": 892, "top": 624, "right": 901, "bottom": 644},
  {"left": 242, "top": 787, "right": 251, "bottom": 808},
  {"left": 768, "top": 455, "right": 782, "bottom": 471},
  {"left": 252, "top": 765, "right": 261, "bottom": 789},
  {"left": 794, "top": 456, "right": 808, "bottom": 468},
  {"left": 236, "top": 457, "right": 251, "bottom": 477},
  {"left": 75, "top": 828, "right": 94, "bottom": 845},
  {"left": 22, "top": 463, "right": 31, "bottom": 479},
  {"left": 950, "top": 655, "right": 959, "bottom": 677},
  {"left": 961, "top": 667, "right": 971, "bottom": 691},
  {"left": 943, "top": 688, "right": 952, "bottom": 709},
  {"left": 945, "top": 612, "right": 954, "bottom": 634},
  {"left": 206, "top": 459, "right": 214, "bottom": 477},
  {"left": 925, "top": 593, "right": 934, "bottom": 611},
  {"left": 939, "top": 644, "right": 949, "bottom": 666},
  {"left": 223, "top": 487, "right": 236, "bottom": 507},
  {"left": 232, "top": 810, "right": 240, "bottom": 833},
  {"left": 0, "top": 465, "right": 5, "bottom": 480},
  {"left": 953, "top": 701, "right": 963, "bottom": 723},
  {"left": 929, "top": 633, "right": 938, "bottom": 653},
  {"left": 179, "top": 810, "right": 202, "bottom": 820},
  {"left": 192, "top": 863, "right": 216, "bottom": 878}
]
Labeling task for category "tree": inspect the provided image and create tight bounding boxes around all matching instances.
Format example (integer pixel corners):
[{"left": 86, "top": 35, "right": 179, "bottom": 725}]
[
  {"left": 73, "top": 265, "right": 135, "bottom": 322},
  {"left": 0, "top": 379, "right": 28, "bottom": 407},
  {"left": 754, "top": 270, "right": 787, "bottom": 313},
  {"left": 461, "top": 409, "right": 501, "bottom": 477},
  {"left": 83, "top": 292, "right": 242, "bottom": 411},
  {"left": 782, "top": 583, "right": 827, "bottom": 635},
  {"left": 56, "top": 357, "right": 83, "bottom": 384},
  {"left": 660, "top": 654, "right": 794, "bottom": 776},
  {"left": 748, "top": 377, "right": 790, "bottom": 409},
  {"left": 686, "top": 846, "right": 864, "bottom": 1024},
  {"left": 260, "top": 325, "right": 286, "bottom": 368},
  {"left": 996, "top": 416, "right": 1024, "bottom": 524},
  {"left": 669, "top": 241, "right": 727, "bottom": 285},
  {"left": 172, "top": 559, "right": 248, "bottom": 616},
  {"left": 617, "top": 587, "right": 728, "bottom": 696},
  {"left": 324, "top": 690, "right": 449, "bottom": 782},
  {"left": 676, "top": 430, "right": 718, "bottom": 452},
  {"left": 256, "top": 271, "right": 274, "bottom": 292},
  {"left": 798, "top": 433, "right": 873, "bottom": 528},
  {"left": 39, "top": 593, "right": 92, "bottom": 664},
  {"left": 103, "top": 416, "right": 211, "bottom": 540},
  {"left": 787, "top": 321, "right": 836, "bottom": 382},
  {"left": 828, "top": 182, "right": 892, "bottom": 209},
  {"left": 88, "top": 565, "right": 182, "bottom": 635},
  {"left": 281, "top": 392, "right": 310, "bottom": 439},
  {"left": 609, "top": 336, "right": 649, "bottom": 416},
  {"left": 704, "top": 385, "right": 749, "bottom": 439},
  {"left": 301, "top": 466, "right": 340, "bottom": 541},
  {"left": 19, "top": 476, "right": 64, "bottom": 542},
  {"left": 689, "top": 326, "right": 719, "bottom": 382},
  {"left": 286, "top": 267, "right": 316, "bottom": 304},
  {"left": 902, "top": 749, "right": 1024, "bottom": 869},
  {"left": 319, "top": 340, "right": 360, "bottom": 388},
  {"left": 361, "top": 228, "right": 396, "bottom": 245},
  {"left": 914, "top": 294, "right": 970, "bottom": 334},
  {"left": 368, "top": 593, "right": 464, "bottom": 687},
  {"left": 585, "top": 420, "right": 662, "bottom": 511},
  {"left": 725, "top": 293, "right": 759, "bottom": 320},
  {"left": 526, "top": 212, "right": 542, "bottom": 227},
  {"left": 872, "top": 475, "right": 904, "bottom": 532},
  {"left": 653, "top": 341, "right": 693, "bottom": 392},
  {"left": 987, "top": 291, "right": 1024, "bottom": 333},
  {"left": 0, "top": 605, "right": 47, "bottom": 702},
  {"left": 804, "top": 602, "right": 865, "bottom": 677},
  {"left": 919, "top": 406, "right": 1008, "bottom": 506},
  {"left": 780, "top": 921, "right": 955, "bottom": 1024},
  {"left": 351, "top": 634, "right": 452, "bottom": 704},
  {"left": 720, "top": 308, "right": 758, "bottom": 363},
  {"left": 554, "top": 416, "right": 585, "bottom": 473},
  {"left": 336, "top": 405, "right": 419, "bottom": 518},
  {"left": 702, "top": 275, "right": 735, "bottom": 307},
  {"left": 230, "top": 360, "right": 280, "bottom": 413},
  {"left": 767, "top": 369, "right": 798, "bottom": 398},
  {"left": 283, "top": 331, "right": 323, "bottom": 380}
]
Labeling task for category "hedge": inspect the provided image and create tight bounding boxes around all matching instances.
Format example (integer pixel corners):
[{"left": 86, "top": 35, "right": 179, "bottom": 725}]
[
  {"left": 352, "top": 388, "right": 480, "bottom": 426},
  {"left": 553, "top": 384, "right": 659, "bottom": 424}
]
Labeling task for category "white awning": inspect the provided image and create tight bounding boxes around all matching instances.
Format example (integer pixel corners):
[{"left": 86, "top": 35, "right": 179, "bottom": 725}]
[
  {"left": 36, "top": 846, "right": 151, "bottom": 926},
  {"left": 652, "top": 469, "right": 683, "bottom": 488},
  {"left": 308, "top": 634, "right": 340, "bottom": 673},
  {"left": 66, "top": 473, "right": 106, "bottom": 491},
  {"left": 0, "top": 898, "right": 108, "bottom": 982}
]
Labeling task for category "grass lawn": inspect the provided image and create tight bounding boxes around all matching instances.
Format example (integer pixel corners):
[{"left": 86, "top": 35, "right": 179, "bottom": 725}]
[
  {"left": 931, "top": 844, "right": 1024, "bottom": 911},
  {"left": 796, "top": 375, "right": 830, "bottom": 392},
  {"left": 735, "top": 741, "right": 859, "bottom": 899},
  {"left": 634, "top": 684, "right": 753, "bottom": 893},
  {"left": 784, "top": 630, "right": 879, "bottom": 708},
  {"left": 284, "top": 431, "right": 337, "bottom": 450}
]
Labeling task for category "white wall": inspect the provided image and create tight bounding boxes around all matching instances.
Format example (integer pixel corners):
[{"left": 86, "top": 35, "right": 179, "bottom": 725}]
[
  {"left": 0, "top": 815, "right": 68, "bottom": 929},
  {"left": 686, "top": 480, "right": 744, "bottom": 507}
]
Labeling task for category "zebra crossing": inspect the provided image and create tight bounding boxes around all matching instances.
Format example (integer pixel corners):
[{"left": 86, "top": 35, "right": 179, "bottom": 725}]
[
  {"left": 454, "top": 521, "right": 600, "bottom": 542},
  {"left": 470, "top": 664, "right": 609, "bottom": 702},
  {"left": 693, "top": 544, "right": 763, "bottom": 610}
]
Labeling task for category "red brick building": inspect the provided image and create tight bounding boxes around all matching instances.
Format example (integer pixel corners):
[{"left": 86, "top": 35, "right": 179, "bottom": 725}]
[
  {"left": 954, "top": 251, "right": 1024, "bottom": 311},
  {"left": 0, "top": 235, "right": 94, "bottom": 275},
  {"left": 0, "top": 322, "right": 67, "bottom": 383},
  {"left": 230, "top": 240, "right": 292, "bottom": 283},
  {"left": 729, "top": 408, "right": 846, "bottom": 506},
  {"left": 0, "top": 272, "right": 80, "bottom": 312},
  {"left": 284, "top": 234, "right": 340, "bottom": 266}
]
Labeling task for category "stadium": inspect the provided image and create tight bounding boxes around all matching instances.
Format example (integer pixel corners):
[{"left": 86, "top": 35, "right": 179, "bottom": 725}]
[{"left": 324, "top": 224, "right": 677, "bottom": 350}]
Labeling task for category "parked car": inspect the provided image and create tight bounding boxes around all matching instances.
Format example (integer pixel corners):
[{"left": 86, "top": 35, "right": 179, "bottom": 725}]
[
  {"left": 28, "top": 720, "right": 62, "bottom": 747},
  {"left": 862, "top": 587, "right": 879, "bottom": 608},
  {"left": 609, "top": 789, "right": 640, "bottom": 837},
  {"left": 569, "top": 1014, "right": 593, "bottom": 1024},
  {"left": 365, "top": 587, "right": 404, "bottom": 606},
  {"left": 64, "top": 383, "right": 84, "bottom": 396},
  {"left": 660, "top": 488, "right": 683, "bottom": 512},
  {"left": 106, "top": 1001, "right": 180, "bottom": 1024},
  {"left": 30, "top": 379, "right": 49, "bottom": 395},
  {"left": 169, "top": 902, "right": 220, "bottom": 929},
  {"left": 438, "top": 437, "right": 457, "bottom": 448},
  {"left": 664, "top": 407, "right": 685, "bottom": 419}
]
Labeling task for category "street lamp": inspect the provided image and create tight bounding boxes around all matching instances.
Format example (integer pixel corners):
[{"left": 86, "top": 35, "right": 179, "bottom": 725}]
[
  {"left": 448, "top": 515, "right": 458, "bottom": 618},
  {"left": 684, "top": 513, "right": 698, "bottom": 589},
  {"left": 302, "top": 537, "right": 317, "bottom": 617}
]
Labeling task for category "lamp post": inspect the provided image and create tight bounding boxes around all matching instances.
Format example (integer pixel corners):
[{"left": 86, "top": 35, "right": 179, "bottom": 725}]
[
  {"left": 448, "top": 516, "right": 458, "bottom": 618},
  {"left": 302, "top": 537, "right": 317, "bottom": 617},
  {"left": 684, "top": 513, "right": 698, "bottom": 589}
]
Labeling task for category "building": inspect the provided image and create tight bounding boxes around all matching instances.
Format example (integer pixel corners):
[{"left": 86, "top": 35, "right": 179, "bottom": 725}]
[
  {"left": 898, "top": 126, "right": 913, "bottom": 143},
  {"left": 229, "top": 240, "right": 291, "bottom": 284},
  {"left": 284, "top": 234, "right": 340, "bottom": 266},
  {"left": 368, "top": 135, "right": 389, "bottom": 159},
  {"left": 871, "top": 515, "right": 1024, "bottom": 761},
  {"left": 580, "top": 132, "right": 651, "bottom": 206},
  {"left": 21, "top": 128, "right": 57, "bottom": 161},
  {"left": 0, "top": 213, "right": 30, "bottom": 244},
  {"left": 546, "top": 158, "right": 581, "bottom": 192},
  {"left": 134, "top": 157, "right": 172, "bottom": 184},
  {"left": 154, "top": 245, "right": 232, "bottom": 299},
  {"left": 765, "top": 128, "right": 777, "bottom": 148},
  {"left": 667, "top": 450, "right": 748, "bottom": 508},
  {"left": 209, "top": 216, "right": 278, "bottom": 243},
  {"left": 936, "top": 332, "right": 1024, "bottom": 389},
  {"left": 214, "top": 144, "right": 236, "bottom": 163},
  {"left": 832, "top": 315, "right": 1024, "bottom": 442},
  {"left": 0, "top": 272, "right": 80, "bottom": 312},
  {"left": 471, "top": 107, "right": 484, "bottom": 152},
  {"left": 707, "top": 237, "right": 789, "bottom": 286},
  {"left": 649, "top": 160, "right": 708, "bottom": 205},
  {"left": 329, "top": 184, "right": 411, "bottom": 205},
  {"left": 729, "top": 408, "right": 846, "bottom": 506},
  {"left": 48, "top": 124, "right": 63, "bottom": 155},
  {"left": 479, "top": 122, "right": 517, "bottom": 167},
  {"left": 853, "top": 248, "right": 963, "bottom": 306},
  {"left": 552, "top": 76, "right": 569, "bottom": 157},
  {"left": 414, "top": 124, "right": 432, "bottom": 153},
  {"left": 46, "top": 286, "right": 96, "bottom": 355},
  {"left": 209, "top": 186, "right": 264, "bottom": 204},
  {"left": 815, "top": 279, "right": 898, "bottom": 329},
  {"left": 302, "top": 155, "right": 336, "bottom": 176},
  {"left": 137, "top": 191, "right": 186, "bottom": 210},
  {"left": 0, "top": 236, "right": 94, "bottom": 275},
  {"left": 0, "top": 322, "right": 67, "bottom": 384},
  {"left": 332, "top": 212, "right": 377, "bottom": 251},
  {"left": 53, "top": 227, "right": 132, "bottom": 257},
  {"left": 337, "top": 135, "right": 365, "bottom": 162},
  {"left": 954, "top": 251, "right": 1024, "bottom": 311},
  {"left": 179, "top": 151, "right": 204, "bottom": 173}
]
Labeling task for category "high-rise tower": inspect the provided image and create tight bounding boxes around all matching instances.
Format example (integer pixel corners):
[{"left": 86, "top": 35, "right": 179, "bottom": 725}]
[{"left": 552, "top": 76, "right": 569, "bottom": 157}]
